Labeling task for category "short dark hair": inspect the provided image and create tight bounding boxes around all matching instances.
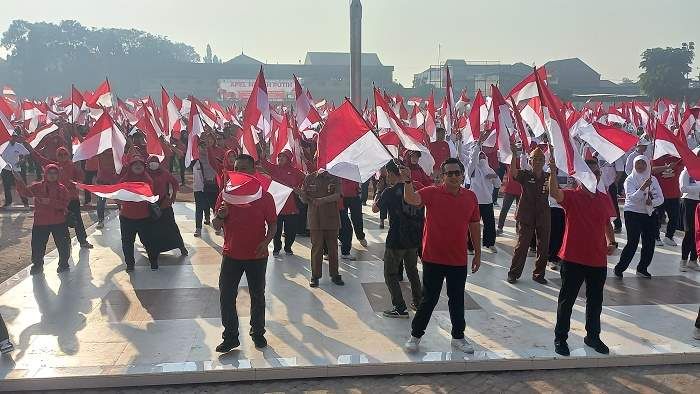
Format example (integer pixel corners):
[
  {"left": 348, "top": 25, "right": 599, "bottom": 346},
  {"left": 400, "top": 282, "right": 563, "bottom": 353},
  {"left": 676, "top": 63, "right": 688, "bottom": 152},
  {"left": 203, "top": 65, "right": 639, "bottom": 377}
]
[
  {"left": 441, "top": 157, "right": 464, "bottom": 174},
  {"left": 385, "top": 158, "right": 402, "bottom": 176},
  {"left": 235, "top": 154, "right": 255, "bottom": 167},
  {"left": 436, "top": 127, "right": 446, "bottom": 134}
]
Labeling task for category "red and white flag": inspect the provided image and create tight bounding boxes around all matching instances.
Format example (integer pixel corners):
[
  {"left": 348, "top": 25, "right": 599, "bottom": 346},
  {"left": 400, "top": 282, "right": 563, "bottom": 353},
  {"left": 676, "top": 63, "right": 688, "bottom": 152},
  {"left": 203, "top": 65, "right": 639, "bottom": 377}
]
[
  {"left": 535, "top": 68, "right": 597, "bottom": 192},
  {"left": 184, "top": 97, "right": 206, "bottom": 167},
  {"left": 66, "top": 86, "right": 85, "bottom": 122},
  {"left": 242, "top": 66, "right": 271, "bottom": 139},
  {"left": 521, "top": 96, "right": 547, "bottom": 137},
  {"left": 72, "top": 111, "right": 126, "bottom": 173},
  {"left": 375, "top": 88, "right": 434, "bottom": 174},
  {"left": 317, "top": 99, "right": 392, "bottom": 183},
  {"left": 293, "top": 75, "right": 321, "bottom": 131},
  {"left": 571, "top": 120, "right": 639, "bottom": 163},
  {"left": 462, "top": 89, "right": 486, "bottom": 144},
  {"left": 135, "top": 109, "right": 165, "bottom": 160},
  {"left": 222, "top": 171, "right": 293, "bottom": 214},
  {"left": 86, "top": 79, "right": 113, "bottom": 109},
  {"left": 653, "top": 122, "right": 700, "bottom": 178},
  {"left": 161, "top": 86, "right": 182, "bottom": 139},
  {"left": 75, "top": 182, "right": 159, "bottom": 203},
  {"left": 491, "top": 85, "right": 514, "bottom": 163},
  {"left": 2, "top": 86, "right": 16, "bottom": 98},
  {"left": 424, "top": 90, "right": 437, "bottom": 142},
  {"left": 455, "top": 89, "right": 470, "bottom": 113},
  {"left": 26, "top": 122, "right": 59, "bottom": 149},
  {"left": 508, "top": 66, "right": 547, "bottom": 104}
]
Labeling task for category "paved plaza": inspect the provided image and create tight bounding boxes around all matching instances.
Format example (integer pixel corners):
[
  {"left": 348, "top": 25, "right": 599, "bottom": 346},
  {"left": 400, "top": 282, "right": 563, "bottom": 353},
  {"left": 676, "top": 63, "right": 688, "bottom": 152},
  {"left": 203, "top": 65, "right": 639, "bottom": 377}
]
[{"left": 0, "top": 203, "right": 699, "bottom": 391}]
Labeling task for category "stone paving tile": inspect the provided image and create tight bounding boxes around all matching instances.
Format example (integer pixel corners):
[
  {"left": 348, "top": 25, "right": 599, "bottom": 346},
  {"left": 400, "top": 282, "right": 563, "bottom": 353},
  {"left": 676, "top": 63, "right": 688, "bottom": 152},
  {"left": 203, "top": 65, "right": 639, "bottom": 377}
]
[{"left": 25, "top": 364, "right": 700, "bottom": 393}]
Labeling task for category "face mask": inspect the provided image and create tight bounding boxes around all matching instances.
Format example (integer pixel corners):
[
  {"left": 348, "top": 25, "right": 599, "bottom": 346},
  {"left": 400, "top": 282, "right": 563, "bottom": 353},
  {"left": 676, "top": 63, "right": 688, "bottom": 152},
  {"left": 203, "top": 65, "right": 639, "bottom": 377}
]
[{"left": 148, "top": 162, "right": 159, "bottom": 170}]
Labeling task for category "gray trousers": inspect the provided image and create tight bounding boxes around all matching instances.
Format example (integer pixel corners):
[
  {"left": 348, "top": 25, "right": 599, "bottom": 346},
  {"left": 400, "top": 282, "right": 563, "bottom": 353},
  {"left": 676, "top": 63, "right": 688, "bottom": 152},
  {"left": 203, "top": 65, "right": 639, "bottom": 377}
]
[{"left": 384, "top": 248, "right": 421, "bottom": 311}]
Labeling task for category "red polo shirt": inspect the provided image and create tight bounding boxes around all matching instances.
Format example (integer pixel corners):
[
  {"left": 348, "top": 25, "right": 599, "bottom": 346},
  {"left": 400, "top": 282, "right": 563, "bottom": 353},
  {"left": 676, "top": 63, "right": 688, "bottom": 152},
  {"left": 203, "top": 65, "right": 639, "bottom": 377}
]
[
  {"left": 558, "top": 188, "right": 611, "bottom": 267},
  {"left": 341, "top": 179, "right": 360, "bottom": 198},
  {"left": 216, "top": 192, "right": 277, "bottom": 260},
  {"left": 429, "top": 141, "right": 451, "bottom": 175},
  {"left": 418, "top": 185, "right": 480, "bottom": 266},
  {"left": 653, "top": 155, "right": 682, "bottom": 199}
]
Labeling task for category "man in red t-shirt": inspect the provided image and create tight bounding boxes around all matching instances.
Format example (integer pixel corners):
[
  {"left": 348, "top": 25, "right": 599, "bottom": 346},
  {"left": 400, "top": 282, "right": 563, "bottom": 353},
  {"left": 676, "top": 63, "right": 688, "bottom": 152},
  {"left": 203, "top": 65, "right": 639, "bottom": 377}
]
[
  {"left": 401, "top": 158, "right": 481, "bottom": 354},
  {"left": 652, "top": 155, "right": 682, "bottom": 246},
  {"left": 212, "top": 154, "right": 277, "bottom": 352},
  {"left": 428, "top": 128, "right": 451, "bottom": 178},
  {"left": 549, "top": 158, "right": 613, "bottom": 357}
]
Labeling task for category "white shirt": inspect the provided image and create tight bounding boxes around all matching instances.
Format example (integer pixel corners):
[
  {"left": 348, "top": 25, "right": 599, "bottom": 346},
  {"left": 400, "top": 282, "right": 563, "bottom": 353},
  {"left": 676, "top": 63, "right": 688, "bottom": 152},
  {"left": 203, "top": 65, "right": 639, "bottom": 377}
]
[
  {"left": 679, "top": 168, "right": 700, "bottom": 200},
  {"left": 0, "top": 141, "right": 29, "bottom": 168},
  {"left": 623, "top": 174, "right": 664, "bottom": 215},
  {"left": 468, "top": 161, "right": 502, "bottom": 204}
]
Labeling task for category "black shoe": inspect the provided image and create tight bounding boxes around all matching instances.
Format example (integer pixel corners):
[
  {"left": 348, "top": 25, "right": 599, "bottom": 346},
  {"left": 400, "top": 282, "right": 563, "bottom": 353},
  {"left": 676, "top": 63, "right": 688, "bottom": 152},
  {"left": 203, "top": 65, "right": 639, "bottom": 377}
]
[
  {"left": 382, "top": 307, "right": 409, "bottom": 318},
  {"left": 584, "top": 336, "right": 610, "bottom": 354},
  {"left": 332, "top": 275, "right": 345, "bottom": 286},
  {"left": 252, "top": 335, "right": 268, "bottom": 349},
  {"left": 80, "top": 242, "right": 94, "bottom": 249},
  {"left": 309, "top": 278, "right": 319, "bottom": 288},
  {"left": 554, "top": 340, "right": 570, "bottom": 356},
  {"left": 56, "top": 265, "right": 70, "bottom": 273},
  {"left": 614, "top": 227, "right": 622, "bottom": 234},
  {"left": 29, "top": 265, "right": 44, "bottom": 276},
  {"left": 507, "top": 276, "right": 517, "bottom": 284},
  {"left": 204, "top": 219, "right": 211, "bottom": 226},
  {"left": 284, "top": 250, "right": 294, "bottom": 256},
  {"left": 636, "top": 269, "right": 651, "bottom": 279},
  {"left": 613, "top": 266, "right": 623, "bottom": 278},
  {"left": 533, "top": 276, "right": 548, "bottom": 285},
  {"left": 126, "top": 265, "right": 135, "bottom": 273},
  {"left": 180, "top": 247, "right": 188, "bottom": 256},
  {"left": 216, "top": 338, "right": 240, "bottom": 353}
]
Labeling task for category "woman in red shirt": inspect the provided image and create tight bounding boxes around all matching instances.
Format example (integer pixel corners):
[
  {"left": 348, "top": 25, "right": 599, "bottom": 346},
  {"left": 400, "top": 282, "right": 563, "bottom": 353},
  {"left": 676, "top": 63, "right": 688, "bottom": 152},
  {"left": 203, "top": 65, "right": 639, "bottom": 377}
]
[
  {"left": 119, "top": 157, "right": 158, "bottom": 272},
  {"left": 14, "top": 164, "right": 72, "bottom": 275},
  {"left": 146, "top": 156, "right": 187, "bottom": 258}
]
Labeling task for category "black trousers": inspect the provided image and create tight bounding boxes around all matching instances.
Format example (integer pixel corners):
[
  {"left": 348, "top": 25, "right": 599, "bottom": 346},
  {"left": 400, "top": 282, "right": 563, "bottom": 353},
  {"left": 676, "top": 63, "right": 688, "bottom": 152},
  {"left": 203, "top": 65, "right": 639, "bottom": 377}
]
[
  {"left": 1, "top": 168, "right": 28, "bottom": 205},
  {"left": 273, "top": 214, "right": 298, "bottom": 253},
  {"left": 83, "top": 170, "right": 96, "bottom": 204},
  {"left": 119, "top": 215, "right": 157, "bottom": 267},
  {"left": 656, "top": 197, "right": 680, "bottom": 240},
  {"left": 549, "top": 207, "right": 566, "bottom": 262},
  {"left": 67, "top": 199, "right": 88, "bottom": 243},
  {"left": 297, "top": 202, "right": 309, "bottom": 235},
  {"left": 479, "top": 203, "right": 496, "bottom": 247},
  {"left": 494, "top": 164, "right": 506, "bottom": 203},
  {"left": 31, "top": 223, "right": 71, "bottom": 269},
  {"left": 219, "top": 257, "right": 267, "bottom": 340},
  {"left": 617, "top": 211, "right": 657, "bottom": 273},
  {"left": 411, "top": 261, "right": 468, "bottom": 339},
  {"left": 497, "top": 193, "right": 519, "bottom": 229},
  {"left": 682, "top": 198, "right": 699, "bottom": 261},
  {"left": 696, "top": 306, "right": 700, "bottom": 329},
  {"left": 0, "top": 313, "right": 8, "bottom": 342},
  {"left": 384, "top": 248, "right": 421, "bottom": 311},
  {"left": 339, "top": 196, "right": 365, "bottom": 255},
  {"left": 194, "top": 190, "right": 217, "bottom": 229},
  {"left": 554, "top": 261, "right": 607, "bottom": 342},
  {"left": 608, "top": 183, "right": 622, "bottom": 229},
  {"left": 361, "top": 180, "right": 370, "bottom": 205}
]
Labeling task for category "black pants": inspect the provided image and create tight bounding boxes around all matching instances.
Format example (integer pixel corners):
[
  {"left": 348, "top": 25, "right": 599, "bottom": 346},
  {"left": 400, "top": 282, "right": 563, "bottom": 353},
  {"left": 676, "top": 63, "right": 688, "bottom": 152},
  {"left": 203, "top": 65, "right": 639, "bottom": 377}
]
[
  {"left": 298, "top": 202, "right": 309, "bottom": 235},
  {"left": 411, "top": 261, "right": 468, "bottom": 339},
  {"left": 549, "top": 207, "right": 566, "bottom": 262},
  {"left": 31, "top": 223, "right": 71, "bottom": 269},
  {"left": 83, "top": 170, "right": 97, "bottom": 204},
  {"left": 119, "top": 215, "right": 157, "bottom": 267},
  {"left": 273, "top": 214, "right": 298, "bottom": 253},
  {"left": 0, "top": 313, "right": 8, "bottom": 342},
  {"left": 696, "top": 306, "right": 700, "bottom": 329},
  {"left": 554, "top": 261, "right": 607, "bottom": 342},
  {"left": 339, "top": 196, "right": 366, "bottom": 255},
  {"left": 361, "top": 180, "right": 370, "bottom": 205},
  {"left": 67, "top": 199, "right": 88, "bottom": 243},
  {"left": 384, "top": 248, "right": 421, "bottom": 311},
  {"left": 219, "top": 257, "right": 267, "bottom": 340},
  {"left": 608, "top": 183, "right": 622, "bottom": 229},
  {"left": 479, "top": 204, "right": 496, "bottom": 247},
  {"left": 1, "top": 168, "right": 28, "bottom": 205},
  {"left": 494, "top": 164, "right": 506, "bottom": 203},
  {"left": 681, "top": 198, "right": 699, "bottom": 261},
  {"left": 497, "top": 193, "right": 519, "bottom": 229},
  {"left": 617, "top": 211, "right": 657, "bottom": 273},
  {"left": 656, "top": 197, "right": 680, "bottom": 240},
  {"left": 194, "top": 190, "right": 217, "bottom": 229}
]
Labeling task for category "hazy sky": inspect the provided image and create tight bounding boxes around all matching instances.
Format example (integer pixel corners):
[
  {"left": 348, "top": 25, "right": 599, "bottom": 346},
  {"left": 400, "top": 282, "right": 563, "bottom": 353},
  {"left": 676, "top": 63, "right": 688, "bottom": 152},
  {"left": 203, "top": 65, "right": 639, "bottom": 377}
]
[{"left": 0, "top": 0, "right": 697, "bottom": 85}]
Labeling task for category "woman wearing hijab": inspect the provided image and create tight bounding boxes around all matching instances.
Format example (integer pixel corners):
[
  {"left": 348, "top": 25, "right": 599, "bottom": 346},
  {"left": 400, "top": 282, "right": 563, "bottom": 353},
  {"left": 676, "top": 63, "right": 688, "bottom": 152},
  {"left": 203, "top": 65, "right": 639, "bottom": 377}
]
[
  {"left": 614, "top": 155, "right": 664, "bottom": 278},
  {"left": 26, "top": 144, "right": 93, "bottom": 249},
  {"left": 679, "top": 150, "right": 700, "bottom": 272},
  {"left": 146, "top": 155, "right": 187, "bottom": 258},
  {"left": 468, "top": 151, "right": 501, "bottom": 253},
  {"left": 192, "top": 138, "right": 219, "bottom": 237},
  {"left": 119, "top": 157, "right": 159, "bottom": 272},
  {"left": 14, "top": 164, "right": 71, "bottom": 274}
]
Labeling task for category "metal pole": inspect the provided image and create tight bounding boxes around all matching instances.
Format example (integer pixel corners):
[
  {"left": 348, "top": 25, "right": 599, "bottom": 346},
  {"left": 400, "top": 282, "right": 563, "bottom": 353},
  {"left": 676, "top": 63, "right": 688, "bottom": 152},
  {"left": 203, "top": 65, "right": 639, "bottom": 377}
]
[{"left": 350, "top": 0, "right": 362, "bottom": 108}]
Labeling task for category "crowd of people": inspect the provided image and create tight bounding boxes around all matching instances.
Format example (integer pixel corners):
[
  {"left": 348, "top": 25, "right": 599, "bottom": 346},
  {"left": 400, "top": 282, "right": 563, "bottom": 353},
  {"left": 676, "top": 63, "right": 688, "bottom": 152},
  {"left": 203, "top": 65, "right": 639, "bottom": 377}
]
[{"left": 1, "top": 105, "right": 700, "bottom": 360}]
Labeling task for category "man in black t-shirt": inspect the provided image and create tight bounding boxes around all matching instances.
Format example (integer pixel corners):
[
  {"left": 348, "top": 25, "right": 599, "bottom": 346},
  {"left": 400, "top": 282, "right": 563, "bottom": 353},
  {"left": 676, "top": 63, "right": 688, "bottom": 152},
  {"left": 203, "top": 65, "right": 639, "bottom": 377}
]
[{"left": 373, "top": 159, "right": 424, "bottom": 318}]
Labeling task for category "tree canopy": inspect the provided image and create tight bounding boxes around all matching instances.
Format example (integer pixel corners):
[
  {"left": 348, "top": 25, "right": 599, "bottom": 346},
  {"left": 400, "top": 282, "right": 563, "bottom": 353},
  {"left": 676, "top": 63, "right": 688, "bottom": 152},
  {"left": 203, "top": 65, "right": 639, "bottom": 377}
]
[
  {"left": 1, "top": 19, "right": 200, "bottom": 96},
  {"left": 639, "top": 44, "right": 694, "bottom": 100}
]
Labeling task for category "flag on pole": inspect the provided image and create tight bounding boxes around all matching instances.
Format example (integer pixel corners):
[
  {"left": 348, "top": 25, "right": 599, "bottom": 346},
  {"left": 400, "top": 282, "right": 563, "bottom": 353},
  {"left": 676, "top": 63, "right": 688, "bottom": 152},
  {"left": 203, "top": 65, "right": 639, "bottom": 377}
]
[
  {"left": 72, "top": 111, "right": 127, "bottom": 174},
  {"left": 75, "top": 182, "right": 159, "bottom": 203},
  {"left": 491, "top": 84, "right": 514, "bottom": 163},
  {"left": 26, "top": 123, "right": 59, "bottom": 149},
  {"left": 571, "top": 120, "right": 639, "bottom": 163}
]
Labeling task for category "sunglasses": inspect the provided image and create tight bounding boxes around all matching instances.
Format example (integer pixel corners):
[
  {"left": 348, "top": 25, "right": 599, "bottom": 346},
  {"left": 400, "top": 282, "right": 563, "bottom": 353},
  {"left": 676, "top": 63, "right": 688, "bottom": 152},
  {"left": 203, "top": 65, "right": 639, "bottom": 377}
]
[{"left": 443, "top": 170, "right": 462, "bottom": 177}]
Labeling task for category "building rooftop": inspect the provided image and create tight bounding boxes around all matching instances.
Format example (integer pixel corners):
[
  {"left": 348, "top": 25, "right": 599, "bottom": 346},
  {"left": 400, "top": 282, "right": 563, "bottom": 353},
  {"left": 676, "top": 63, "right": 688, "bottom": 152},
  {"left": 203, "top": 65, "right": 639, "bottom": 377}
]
[
  {"left": 304, "top": 52, "right": 384, "bottom": 66},
  {"left": 225, "top": 52, "right": 264, "bottom": 65}
]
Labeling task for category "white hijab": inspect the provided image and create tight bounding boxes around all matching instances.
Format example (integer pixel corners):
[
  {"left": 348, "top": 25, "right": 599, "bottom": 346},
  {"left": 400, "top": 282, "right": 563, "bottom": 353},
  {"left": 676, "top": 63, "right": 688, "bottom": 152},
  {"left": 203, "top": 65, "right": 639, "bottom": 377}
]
[{"left": 628, "top": 155, "right": 651, "bottom": 190}]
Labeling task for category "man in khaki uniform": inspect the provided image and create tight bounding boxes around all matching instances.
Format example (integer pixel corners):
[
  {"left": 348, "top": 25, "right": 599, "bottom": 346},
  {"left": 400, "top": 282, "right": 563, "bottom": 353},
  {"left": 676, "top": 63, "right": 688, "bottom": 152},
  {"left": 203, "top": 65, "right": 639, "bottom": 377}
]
[
  {"left": 507, "top": 146, "right": 551, "bottom": 285},
  {"left": 302, "top": 170, "right": 345, "bottom": 288}
]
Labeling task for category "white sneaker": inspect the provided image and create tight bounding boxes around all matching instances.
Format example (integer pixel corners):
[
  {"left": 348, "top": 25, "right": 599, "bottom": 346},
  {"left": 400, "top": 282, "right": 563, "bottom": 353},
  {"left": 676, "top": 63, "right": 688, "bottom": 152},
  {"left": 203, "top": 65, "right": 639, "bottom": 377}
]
[
  {"left": 694, "top": 327, "right": 700, "bottom": 340},
  {"left": 451, "top": 337, "right": 475, "bottom": 354},
  {"left": 688, "top": 260, "right": 700, "bottom": 271},
  {"left": 405, "top": 336, "right": 421, "bottom": 352},
  {"left": 341, "top": 254, "right": 356, "bottom": 261},
  {"left": 681, "top": 260, "right": 688, "bottom": 272},
  {"left": 359, "top": 238, "right": 368, "bottom": 247},
  {"left": 655, "top": 238, "right": 664, "bottom": 247},
  {"left": 663, "top": 237, "right": 678, "bottom": 247},
  {"left": 487, "top": 246, "right": 497, "bottom": 254}
]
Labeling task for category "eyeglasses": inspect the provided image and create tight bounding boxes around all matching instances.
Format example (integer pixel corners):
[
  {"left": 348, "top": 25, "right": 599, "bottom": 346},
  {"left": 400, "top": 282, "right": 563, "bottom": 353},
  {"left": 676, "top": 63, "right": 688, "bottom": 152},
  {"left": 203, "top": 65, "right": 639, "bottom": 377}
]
[{"left": 443, "top": 170, "right": 462, "bottom": 177}]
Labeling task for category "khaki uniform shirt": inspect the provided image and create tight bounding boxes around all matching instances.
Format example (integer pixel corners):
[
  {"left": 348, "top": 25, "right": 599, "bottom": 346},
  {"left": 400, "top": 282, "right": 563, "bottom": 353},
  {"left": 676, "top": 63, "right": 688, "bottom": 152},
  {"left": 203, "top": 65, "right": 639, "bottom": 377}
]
[
  {"left": 514, "top": 169, "right": 551, "bottom": 225},
  {"left": 303, "top": 172, "right": 341, "bottom": 230}
]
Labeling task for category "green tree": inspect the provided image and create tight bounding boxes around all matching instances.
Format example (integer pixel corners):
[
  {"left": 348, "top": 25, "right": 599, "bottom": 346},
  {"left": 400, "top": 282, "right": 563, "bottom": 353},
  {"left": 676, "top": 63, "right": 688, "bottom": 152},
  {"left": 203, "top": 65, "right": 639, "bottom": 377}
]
[
  {"left": 639, "top": 43, "right": 694, "bottom": 100},
  {"left": 204, "top": 44, "right": 213, "bottom": 63}
]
